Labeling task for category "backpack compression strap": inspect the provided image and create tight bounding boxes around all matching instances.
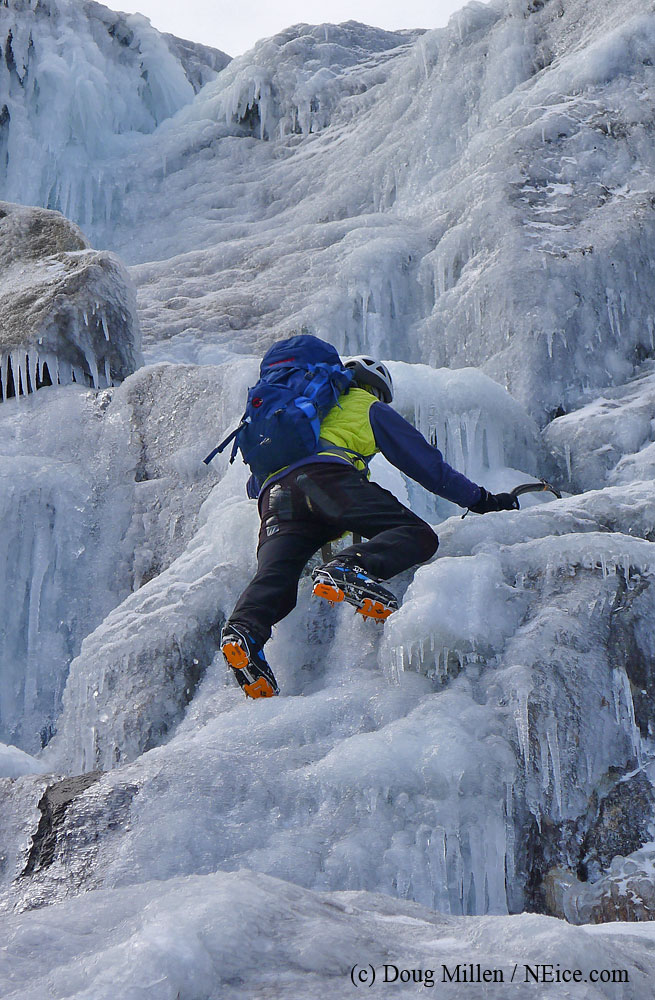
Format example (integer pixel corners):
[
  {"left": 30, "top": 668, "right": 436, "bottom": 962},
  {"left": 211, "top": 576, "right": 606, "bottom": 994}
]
[
  {"left": 203, "top": 418, "right": 249, "bottom": 465},
  {"left": 293, "top": 364, "right": 349, "bottom": 439}
]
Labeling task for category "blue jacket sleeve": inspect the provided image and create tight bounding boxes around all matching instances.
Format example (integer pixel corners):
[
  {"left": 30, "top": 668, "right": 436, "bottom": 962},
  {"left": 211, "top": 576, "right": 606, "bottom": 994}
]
[{"left": 369, "top": 402, "right": 482, "bottom": 508}]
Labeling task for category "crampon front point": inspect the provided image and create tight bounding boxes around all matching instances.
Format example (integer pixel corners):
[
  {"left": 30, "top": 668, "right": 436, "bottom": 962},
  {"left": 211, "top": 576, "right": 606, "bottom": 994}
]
[
  {"left": 220, "top": 625, "right": 279, "bottom": 698},
  {"left": 312, "top": 562, "right": 398, "bottom": 622}
]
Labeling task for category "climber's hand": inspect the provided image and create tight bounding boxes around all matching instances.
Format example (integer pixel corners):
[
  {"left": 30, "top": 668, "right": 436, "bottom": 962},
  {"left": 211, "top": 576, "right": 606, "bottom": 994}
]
[{"left": 468, "top": 487, "right": 520, "bottom": 515}]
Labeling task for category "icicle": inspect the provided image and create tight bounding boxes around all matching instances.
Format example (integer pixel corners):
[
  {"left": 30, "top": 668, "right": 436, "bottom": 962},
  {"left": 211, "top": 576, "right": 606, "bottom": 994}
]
[
  {"left": 513, "top": 687, "right": 531, "bottom": 770},
  {"left": 612, "top": 668, "right": 642, "bottom": 765},
  {"left": 564, "top": 443, "right": 572, "bottom": 481},
  {"left": 105, "top": 184, "right": 113, "bottom": 226},
  {"left": 539, "top": 727, "right": 550, "bottom": 791},
  {"left": 611, "top": 668, "right": 624, "bottom": 725},
  {"left": 546, "top": 717, "right": 563, "bottom": 816},
  {"left": 11, "top": 351, "right": 24, "bottom": 397},
  {"left": 83, "top": 347, "right": 99, "bottom": 389},
  {"left": 27, "top": 351, "right": 37, "bottom": 394},
  {"left": 504, "top": 782, "right": 516, "bottom": 887},
  {"left": 101, "top": 312, "right": 110, "bottom": 340},
  {"left": 26, "top": 519, "right": 49, "bottom": 679},
  {"left": 606, "top": 288, "right": 620, "bottom": 341}
]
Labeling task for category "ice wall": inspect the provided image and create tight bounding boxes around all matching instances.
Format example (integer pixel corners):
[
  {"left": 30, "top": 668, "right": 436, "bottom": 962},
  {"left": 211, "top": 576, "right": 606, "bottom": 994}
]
[
  {"left": 7, "top": 487, "right": 654, "bottom": 920},
  {"left": 0, "top": 199, "right": 145, "bottom": 753},
  {"left": 96, "top": 0, "right": 652, "bottom": 424},
  {"left": 9, "top": 365, "right": 638, "bottom": 924},
  {"left": 45, "top": 359, "right": 537, "bottom": 773},
  {"left": 0, "top": 356, "right": 252, "bottom": 756},
  {"left": 543, "top": 362, "right": 655, "bottom": 493},
  {"left": 2, "top": 0, "right": 655, "bottom": 966},
  {"left": 211, "top": 21, "right": 423, "bottom": 140},
  {"left": 4, "top": 0, "right": 654, "bottom": 420},
  {"left": 2, "top": 353, "right": 655, "bottom": 928},
  {"left": 0, "top": 0, "right": 225, "bottom": 226},
  {"left": 0, "top": 385, "right": 137, "bottom": 752}
]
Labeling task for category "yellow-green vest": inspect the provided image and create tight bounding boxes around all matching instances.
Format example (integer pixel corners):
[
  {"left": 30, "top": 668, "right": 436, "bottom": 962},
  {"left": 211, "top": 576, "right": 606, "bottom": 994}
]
[
  {"left": 262, "top": 387, "right": 379, "bottom": 487},
  {"left": 317, "top": 387, "right": 379, "bottom": 472}
]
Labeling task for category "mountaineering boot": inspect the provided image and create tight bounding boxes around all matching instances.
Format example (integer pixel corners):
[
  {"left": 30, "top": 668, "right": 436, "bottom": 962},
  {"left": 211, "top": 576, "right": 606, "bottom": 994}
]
[
  {"left": 312, "top": 560, "right": 399, "bottom": 622},
  {"left": 220, "top": 623, "right": 279, "bottom": 698}
]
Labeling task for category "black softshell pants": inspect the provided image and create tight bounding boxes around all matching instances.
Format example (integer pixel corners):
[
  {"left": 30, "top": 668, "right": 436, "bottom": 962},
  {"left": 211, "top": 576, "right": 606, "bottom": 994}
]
[{"left": 228, "top": 462, "right": 439, "bottom": 646}]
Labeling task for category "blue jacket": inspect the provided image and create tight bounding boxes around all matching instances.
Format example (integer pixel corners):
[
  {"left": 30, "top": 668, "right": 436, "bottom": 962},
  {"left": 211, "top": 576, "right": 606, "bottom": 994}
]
[
  {"left": 369, "top": 402, "right": 482, "bottom": 508},
  {"left": 248, "top": 400, "right": 482, "bottom": 509}
]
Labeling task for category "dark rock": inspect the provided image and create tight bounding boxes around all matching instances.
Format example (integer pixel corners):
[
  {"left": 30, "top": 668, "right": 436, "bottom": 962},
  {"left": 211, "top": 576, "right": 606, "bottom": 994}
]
[{"left": 21, "top": 772, "right": 103, "bottom": 875}]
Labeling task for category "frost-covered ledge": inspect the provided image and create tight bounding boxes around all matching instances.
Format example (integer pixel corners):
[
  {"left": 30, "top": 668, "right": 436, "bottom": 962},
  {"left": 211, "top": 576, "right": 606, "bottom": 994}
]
[{"left": 0, "top": 201, "right": 142, "bottom": 399}]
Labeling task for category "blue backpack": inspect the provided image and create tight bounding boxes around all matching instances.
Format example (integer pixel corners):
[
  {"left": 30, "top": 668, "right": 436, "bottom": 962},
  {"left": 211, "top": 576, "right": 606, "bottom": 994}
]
[{"left": 204, "top": 335, "right": 353, "bottom": 482}]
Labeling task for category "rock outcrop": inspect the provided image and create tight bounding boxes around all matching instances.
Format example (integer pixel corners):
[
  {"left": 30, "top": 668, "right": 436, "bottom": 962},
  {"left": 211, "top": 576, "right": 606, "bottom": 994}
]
[{"left": 0, "top": 201, "right": 142, "bottom": 399}]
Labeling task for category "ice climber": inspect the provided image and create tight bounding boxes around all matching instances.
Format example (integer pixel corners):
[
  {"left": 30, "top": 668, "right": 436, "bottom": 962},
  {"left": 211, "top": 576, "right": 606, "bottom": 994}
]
[{"left": 213, "top": 335, "right": 519, "bottom": 698}]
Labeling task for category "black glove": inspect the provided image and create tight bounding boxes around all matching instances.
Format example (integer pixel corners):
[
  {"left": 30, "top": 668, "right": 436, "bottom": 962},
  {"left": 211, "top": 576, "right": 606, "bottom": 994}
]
[{"left": 467, "top": 487, "right": 520, "bottom": 515}]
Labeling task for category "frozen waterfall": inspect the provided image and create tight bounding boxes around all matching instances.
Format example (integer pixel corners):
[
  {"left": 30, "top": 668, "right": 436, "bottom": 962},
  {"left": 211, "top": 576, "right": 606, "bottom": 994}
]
[{"left": 1, "top": 0, "right": 655, "bottom": 993}]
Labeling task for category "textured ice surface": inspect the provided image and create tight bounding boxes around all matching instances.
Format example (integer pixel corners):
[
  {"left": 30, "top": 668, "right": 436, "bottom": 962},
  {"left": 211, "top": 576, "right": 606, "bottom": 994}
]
[
  {"left": 84, "top": 0, "right": 655, "bottom": 421},
  {"left": 8, "top": 485, "right": 647, "bottom": 922},
  {"left": 0, "top": 0, "right": 228, "bottom": 225},
  {"left": 0, "top": 742, "right": 41, "bottom": 778},
  {"left": 0, "top": 356, "right": 255, "bottom": 753},
  {"left": 209, "top": 21, "right": 424, "bottom": 141},
  {"left": 0, "top": 201, "right": 142, "bottom": 396},
  {"left": 1, "top": 0, "right": 655, "bottom": 990},
  {"left": 4, "top": 0, "right": 653, "bottom": 417},
  {"left": 3, "top": 870, "right": 655, "bottom": 1000},
  {"left": 43, "top": 356, "right": 537, "bottom": 773},
  {"left": 0, "top": 355, "right": 266, "bottom": 754},
  {"left": 0, "top": 385, "right": 138, "bottom": 751},
  {"left": 544, "top": 362, "right": 655, "bottom": 492},
  {"left": 388, "top": 361, "right": 544, "bottom": 518}
]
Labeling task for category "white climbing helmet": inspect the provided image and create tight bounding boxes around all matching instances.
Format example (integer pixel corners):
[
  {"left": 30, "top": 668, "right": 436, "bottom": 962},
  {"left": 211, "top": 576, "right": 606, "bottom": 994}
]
[{"left": 344, "top": 355, "right": 394, "bottom": 404}]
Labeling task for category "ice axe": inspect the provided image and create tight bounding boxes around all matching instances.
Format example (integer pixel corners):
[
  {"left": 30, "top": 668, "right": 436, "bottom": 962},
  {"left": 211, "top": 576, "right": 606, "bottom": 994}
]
[
  {"left": 510, "top": 478, "right": 562, "bottom": 502},
  {"left": 461, "top": 478, "right": 561, "bottom": 518}
]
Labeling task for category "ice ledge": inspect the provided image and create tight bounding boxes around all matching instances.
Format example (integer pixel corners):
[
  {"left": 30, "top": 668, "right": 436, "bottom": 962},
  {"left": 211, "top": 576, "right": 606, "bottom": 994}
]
[
  {"left": 0, "top": 201, "right": 142, "bottom": 399},
  {"left": 1, "top": 868, "right": 653, "bottom": 998}
]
